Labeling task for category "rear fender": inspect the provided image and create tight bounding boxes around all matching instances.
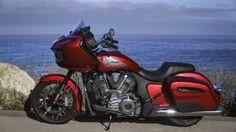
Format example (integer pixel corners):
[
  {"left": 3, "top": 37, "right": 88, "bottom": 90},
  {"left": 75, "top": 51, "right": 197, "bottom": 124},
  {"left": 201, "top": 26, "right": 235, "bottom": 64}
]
[{"left": 39, "top": 74, "right": 82, "bottom": 112}]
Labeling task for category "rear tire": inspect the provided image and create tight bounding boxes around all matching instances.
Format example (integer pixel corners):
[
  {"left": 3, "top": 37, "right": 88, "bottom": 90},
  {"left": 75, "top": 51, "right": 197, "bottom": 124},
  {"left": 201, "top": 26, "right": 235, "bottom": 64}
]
[
  {"left": 32, "top": 82, "right": 77, "bottom": 124},
  {"left": 168, "top": 116, "right": 202, "bottom": 127}
]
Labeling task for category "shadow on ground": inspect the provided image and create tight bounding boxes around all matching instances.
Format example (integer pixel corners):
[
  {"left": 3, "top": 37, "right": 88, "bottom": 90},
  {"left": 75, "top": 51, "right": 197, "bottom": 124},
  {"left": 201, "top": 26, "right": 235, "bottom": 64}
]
[
  {"left": 24, "top": 93, "right": 38, "bottom": 120},
  {"left": 75, "top": 114, "right": 173, "bottom": 127}
]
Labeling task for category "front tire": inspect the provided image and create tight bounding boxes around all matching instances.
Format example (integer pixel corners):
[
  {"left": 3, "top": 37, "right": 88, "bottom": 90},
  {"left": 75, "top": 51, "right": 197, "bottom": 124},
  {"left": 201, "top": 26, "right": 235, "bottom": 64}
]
[
  {"left": 32, "top": 82, "right": 77, "bottom": 124},
  {"left": 168, "top": 116, "right": 202, "bottom": 127}
]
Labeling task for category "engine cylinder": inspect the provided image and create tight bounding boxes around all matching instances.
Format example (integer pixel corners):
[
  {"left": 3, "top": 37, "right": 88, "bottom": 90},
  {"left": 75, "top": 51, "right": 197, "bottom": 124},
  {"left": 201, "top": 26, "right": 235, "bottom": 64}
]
[{"left": 90, "top": 72, "right": 141, "bottom": 116}]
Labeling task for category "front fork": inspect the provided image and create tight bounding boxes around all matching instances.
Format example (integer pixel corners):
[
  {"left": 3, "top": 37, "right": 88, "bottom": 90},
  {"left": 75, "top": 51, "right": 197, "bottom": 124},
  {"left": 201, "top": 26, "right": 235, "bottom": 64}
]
[
  {"left": 53, "top": 70, "right": 74, "bottom": 103},
  {"left": 53, "top": 70, "right": 95, "bottom": 115}
]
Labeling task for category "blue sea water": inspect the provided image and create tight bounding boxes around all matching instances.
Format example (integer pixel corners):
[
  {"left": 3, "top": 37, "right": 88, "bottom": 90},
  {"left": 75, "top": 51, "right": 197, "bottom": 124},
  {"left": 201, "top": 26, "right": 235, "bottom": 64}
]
[{"left": 0, "top": 35, "right": 236, "bottom": 72}]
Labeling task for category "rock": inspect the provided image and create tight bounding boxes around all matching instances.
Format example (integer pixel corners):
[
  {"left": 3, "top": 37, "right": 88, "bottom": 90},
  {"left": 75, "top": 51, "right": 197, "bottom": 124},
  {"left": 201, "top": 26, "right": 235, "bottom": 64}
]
[
  {"left": 0, "top": 62, "right": 35, "bottom": 110},
  {"left": 0, "top": 62, "right": 35, "bottom": 96}
]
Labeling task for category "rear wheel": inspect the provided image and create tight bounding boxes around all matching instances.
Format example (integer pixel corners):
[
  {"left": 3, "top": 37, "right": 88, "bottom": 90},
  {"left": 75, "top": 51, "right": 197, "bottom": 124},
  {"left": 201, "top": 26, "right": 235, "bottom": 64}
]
[
  {"left": 32, "top": 82, "right": 77, "bottom": 124},
  {"left": 168, "top": 116, "right": 202, "bottom": 127}
]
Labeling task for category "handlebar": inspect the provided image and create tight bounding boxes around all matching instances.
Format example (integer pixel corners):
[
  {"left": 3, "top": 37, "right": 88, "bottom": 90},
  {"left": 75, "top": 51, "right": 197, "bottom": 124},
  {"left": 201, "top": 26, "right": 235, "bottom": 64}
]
[{"left": 96, "top": 35, "right": 119, "bottom": 49}]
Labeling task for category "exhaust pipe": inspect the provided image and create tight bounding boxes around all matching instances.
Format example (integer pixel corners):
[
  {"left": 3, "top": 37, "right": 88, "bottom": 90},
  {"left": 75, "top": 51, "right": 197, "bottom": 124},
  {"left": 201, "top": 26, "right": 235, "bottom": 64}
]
[
  {"left": 92, "top": 105, "right": 122, "bottom": 115},
  {"left": 150, "top": 108, "right": 223, "bottom": 116}
]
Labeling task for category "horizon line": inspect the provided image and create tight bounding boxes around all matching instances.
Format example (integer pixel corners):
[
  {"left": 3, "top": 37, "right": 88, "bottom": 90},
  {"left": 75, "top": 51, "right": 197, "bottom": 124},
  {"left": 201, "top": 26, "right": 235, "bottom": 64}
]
[{"left": 0, "top": 33, "right": 236, "bottom": 37}]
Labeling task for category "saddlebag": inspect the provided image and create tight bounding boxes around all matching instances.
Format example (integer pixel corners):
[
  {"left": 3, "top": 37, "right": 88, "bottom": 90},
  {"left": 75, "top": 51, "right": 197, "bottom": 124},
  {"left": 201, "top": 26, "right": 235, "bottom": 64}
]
[{"left": 166, "top": 74, "right": 220, "bottom": 112}]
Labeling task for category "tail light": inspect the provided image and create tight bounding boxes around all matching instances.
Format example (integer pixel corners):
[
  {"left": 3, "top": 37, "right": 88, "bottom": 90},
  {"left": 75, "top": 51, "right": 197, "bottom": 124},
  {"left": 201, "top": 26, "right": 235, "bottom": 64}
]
[
  {"left": 213, "top": 84, "right": 223, "bottom": 104},
  {"left": 213, "top": 84, "right": 222, "bottom": 93}
]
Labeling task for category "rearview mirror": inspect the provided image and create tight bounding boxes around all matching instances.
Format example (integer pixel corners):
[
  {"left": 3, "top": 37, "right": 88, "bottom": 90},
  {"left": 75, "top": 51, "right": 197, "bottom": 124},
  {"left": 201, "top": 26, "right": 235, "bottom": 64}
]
[{"left": 109, "top": 28, "right": 115, "bottom": 36}]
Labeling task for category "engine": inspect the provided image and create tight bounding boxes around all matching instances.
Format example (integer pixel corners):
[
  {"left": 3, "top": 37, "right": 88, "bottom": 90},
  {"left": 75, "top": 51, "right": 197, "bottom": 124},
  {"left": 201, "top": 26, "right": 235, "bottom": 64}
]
[{"left": 88, "top": 72, "right": 141, "bottom": 116}]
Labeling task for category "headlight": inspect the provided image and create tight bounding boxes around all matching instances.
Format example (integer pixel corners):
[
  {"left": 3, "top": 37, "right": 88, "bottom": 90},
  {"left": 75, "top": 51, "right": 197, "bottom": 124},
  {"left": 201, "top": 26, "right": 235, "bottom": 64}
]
[{"left": 52, "top": 49, "right": 64, "bottom": 62}]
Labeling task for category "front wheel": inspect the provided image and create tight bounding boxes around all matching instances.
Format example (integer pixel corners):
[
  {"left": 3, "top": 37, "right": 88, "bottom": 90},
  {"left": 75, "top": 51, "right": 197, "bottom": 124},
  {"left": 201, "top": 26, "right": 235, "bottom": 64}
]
[
  {"left": 168, "top": 116, "right": 203, "bottom": 127},
  {"left": 32, "top": 82, "right": 77, "bottom": 124}
]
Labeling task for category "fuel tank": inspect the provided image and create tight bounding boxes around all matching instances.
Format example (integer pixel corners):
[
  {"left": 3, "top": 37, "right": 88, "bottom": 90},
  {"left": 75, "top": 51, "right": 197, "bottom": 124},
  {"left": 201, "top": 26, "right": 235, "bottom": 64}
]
[{"left": 97, "top": 51, "right": 140, "bottom": 73}]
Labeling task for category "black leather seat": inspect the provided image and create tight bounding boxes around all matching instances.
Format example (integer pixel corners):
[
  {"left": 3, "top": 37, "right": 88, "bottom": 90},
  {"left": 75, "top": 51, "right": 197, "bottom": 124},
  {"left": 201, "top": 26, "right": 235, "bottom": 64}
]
[{"left": 138, "top": 62, "right": 195, "bottom": 82}]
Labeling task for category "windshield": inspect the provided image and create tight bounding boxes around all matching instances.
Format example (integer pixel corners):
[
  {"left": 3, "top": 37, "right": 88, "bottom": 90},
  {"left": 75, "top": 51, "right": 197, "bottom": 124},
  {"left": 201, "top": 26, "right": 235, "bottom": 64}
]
[{"left": 71, "top": 20, "right": 86, "bottom": 35}]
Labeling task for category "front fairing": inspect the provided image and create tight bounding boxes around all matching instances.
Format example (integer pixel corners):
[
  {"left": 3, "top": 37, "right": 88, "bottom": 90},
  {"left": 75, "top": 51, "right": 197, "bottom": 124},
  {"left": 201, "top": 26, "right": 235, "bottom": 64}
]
[{"left": 52, "top": 34, "right": 77, "bottom": 48}]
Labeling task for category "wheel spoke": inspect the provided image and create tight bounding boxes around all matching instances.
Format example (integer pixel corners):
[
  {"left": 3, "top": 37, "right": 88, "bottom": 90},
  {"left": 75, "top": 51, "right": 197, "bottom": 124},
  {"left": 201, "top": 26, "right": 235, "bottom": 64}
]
[
  {"left": 43, "top": 111, "right": 48, "bottom": 117},
  {"left": 51, "top": 114, "right": 55, "bottom": 120},
  {"left": 43, "top": 106, "right": 52, "bottom": 117},
  {"left": 39, "top": 93, "right": 44, "bottom": 97},
  {"left": 61, "top": 110, "right": 66, "bottom": 116},
  {"left": 48, "top": 84, "right": 54, "bottom": 89},
  {"left": 55, "top": 115, "right": 59, "bottom": 120}
]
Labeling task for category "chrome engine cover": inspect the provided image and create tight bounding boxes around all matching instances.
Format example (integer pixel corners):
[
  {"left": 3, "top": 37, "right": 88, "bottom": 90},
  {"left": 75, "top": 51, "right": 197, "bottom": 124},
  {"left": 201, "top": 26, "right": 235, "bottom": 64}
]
[
  {"left": 107, "top": 93, "right": 137, "bottom": 115},
  {"left": 90, "top": 72, "right": 141, "bottom": 116},
  {"left": 119, "top": 98, "right": 136, "bottom": 115}
]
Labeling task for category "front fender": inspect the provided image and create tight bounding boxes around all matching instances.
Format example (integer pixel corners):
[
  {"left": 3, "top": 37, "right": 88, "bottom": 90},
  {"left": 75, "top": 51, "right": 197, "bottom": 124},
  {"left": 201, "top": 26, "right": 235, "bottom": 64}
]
[{"left": 39, "top": 74, "right": 82, "bottom": 112}]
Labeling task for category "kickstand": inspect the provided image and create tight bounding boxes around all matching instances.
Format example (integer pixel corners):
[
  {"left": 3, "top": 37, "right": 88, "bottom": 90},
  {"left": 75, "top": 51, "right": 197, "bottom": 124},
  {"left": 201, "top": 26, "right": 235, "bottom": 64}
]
[{"left": 101, "top": 115, "right": 113, "bottom": 131}]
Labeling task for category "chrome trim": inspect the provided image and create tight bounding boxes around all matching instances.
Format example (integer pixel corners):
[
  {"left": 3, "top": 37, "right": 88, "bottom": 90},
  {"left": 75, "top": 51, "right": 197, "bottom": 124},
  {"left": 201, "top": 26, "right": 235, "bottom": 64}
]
[
  {"left": 84, "top": 91, "right": 95, "bottom": 116},
  {"left": 81, "top": 79, "right": 95, "bottom": 116},
  {"left": 213, "top": 84, "right": 222, "bottom": 93},
  {"left": 150, "top": 108, "right": 224, "bottom": 116},
  {"left": 93, "top": 105, "right": 122, "bottom": 115}
]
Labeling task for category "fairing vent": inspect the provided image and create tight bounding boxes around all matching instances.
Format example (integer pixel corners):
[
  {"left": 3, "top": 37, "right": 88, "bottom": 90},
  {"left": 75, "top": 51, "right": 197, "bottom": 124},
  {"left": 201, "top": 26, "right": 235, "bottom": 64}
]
[{"left": 177, "top": 87, "right": 204, "bottom": 93}]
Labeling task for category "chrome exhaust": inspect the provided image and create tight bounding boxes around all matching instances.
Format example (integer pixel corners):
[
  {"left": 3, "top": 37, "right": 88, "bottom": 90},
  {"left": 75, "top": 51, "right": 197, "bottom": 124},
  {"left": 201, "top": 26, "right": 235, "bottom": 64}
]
[
  {"left": 92, "top": 105, "right": 122, "bottom": 115},
  {"left": 150, "top": 108, "right": 224, "bottom": 116}
]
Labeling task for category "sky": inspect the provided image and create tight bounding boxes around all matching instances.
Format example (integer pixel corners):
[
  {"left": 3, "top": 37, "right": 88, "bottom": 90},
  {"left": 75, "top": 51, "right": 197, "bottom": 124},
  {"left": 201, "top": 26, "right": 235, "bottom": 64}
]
[{"left": 0, "top": 0, "right": 235, "bottom": 35}]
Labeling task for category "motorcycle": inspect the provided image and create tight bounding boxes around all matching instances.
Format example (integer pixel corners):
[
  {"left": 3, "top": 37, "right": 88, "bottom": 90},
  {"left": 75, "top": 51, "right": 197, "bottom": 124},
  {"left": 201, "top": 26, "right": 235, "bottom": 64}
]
[{"left": 32, "top": 20, "right": 223, "bottom": 129}]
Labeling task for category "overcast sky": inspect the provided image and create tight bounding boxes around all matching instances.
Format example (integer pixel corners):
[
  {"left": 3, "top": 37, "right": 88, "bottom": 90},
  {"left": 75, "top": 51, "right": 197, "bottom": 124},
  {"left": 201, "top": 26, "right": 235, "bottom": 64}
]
[{"left": 0, "top": 0, "right": 235, "bottom": 35}]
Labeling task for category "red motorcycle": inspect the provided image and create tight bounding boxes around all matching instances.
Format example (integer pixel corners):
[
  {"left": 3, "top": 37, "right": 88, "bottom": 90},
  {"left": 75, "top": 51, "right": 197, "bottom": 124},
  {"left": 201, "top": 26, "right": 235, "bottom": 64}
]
[{"left": 32, "top": 20, "right": 223, "bottom": 128}]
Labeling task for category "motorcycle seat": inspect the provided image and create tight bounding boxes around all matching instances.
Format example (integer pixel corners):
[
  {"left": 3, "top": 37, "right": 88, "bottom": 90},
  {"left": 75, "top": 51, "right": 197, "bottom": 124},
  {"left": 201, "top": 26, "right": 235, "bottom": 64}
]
[{"left": 138, "top": 62, "right": 195, "bottom": 82}]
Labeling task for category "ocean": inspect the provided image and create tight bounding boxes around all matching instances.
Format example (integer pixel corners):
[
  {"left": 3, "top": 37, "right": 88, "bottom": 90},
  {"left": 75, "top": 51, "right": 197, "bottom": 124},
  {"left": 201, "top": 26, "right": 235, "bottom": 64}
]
[{"left": 0, "top": 35, "right": 236, "bottom": 73}]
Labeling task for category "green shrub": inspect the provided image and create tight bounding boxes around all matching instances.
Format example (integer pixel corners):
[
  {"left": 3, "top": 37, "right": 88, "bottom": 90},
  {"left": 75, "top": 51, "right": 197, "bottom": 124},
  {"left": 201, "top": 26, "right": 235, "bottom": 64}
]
[
  {"left": 0, "top": 89, "right": 26, "bottom": 110},
  {"left": 226, "top": 99, "right": 236, "bottom": 117},
  {"left": 199, "top": 68, "right": 236, "bottom": 116}
]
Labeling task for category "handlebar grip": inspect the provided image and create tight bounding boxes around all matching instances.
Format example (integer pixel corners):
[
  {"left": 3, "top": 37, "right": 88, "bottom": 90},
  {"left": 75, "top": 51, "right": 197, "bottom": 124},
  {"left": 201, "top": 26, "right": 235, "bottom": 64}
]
[
  {"left": 112, "top": 40, "right": 119, "bottom": 44},
  {"left": 110, "top": 44, "right": 118, "bottom": 49}
]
